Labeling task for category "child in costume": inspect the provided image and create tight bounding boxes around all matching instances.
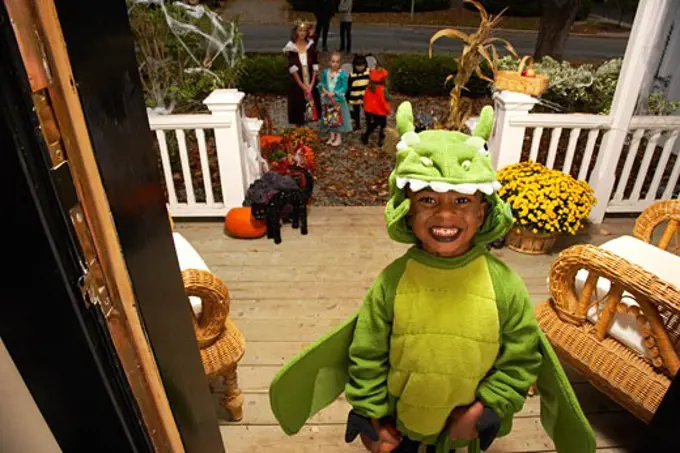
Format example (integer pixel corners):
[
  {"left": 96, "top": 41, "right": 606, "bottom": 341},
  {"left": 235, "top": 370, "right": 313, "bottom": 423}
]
[
  {"left": 319, "top": 51, "right": 352, "bottom": 146},
  {"left": 362, "top": 66, "right": 391, "bottom": 147},
  {"left": 269, "top": 102, "right": 596, "bottom": 453},
  {"left": 346, "top": 54, "right": 370, "bottom": 131}
]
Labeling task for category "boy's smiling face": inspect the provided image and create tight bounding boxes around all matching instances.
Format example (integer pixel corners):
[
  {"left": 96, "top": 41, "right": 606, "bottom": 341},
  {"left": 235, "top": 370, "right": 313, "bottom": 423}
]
[{"left": 407, "top": 188, "right": 488, "bottom": 257}]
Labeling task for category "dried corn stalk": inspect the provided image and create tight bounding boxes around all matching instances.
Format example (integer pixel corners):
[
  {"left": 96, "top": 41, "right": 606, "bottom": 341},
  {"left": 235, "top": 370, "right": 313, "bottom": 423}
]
[{"left": 429, "top": 0, "right": 517, "bottom": 131}]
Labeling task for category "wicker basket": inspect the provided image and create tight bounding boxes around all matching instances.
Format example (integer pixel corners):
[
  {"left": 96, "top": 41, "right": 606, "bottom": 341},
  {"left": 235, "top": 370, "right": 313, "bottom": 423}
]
[
  {"left": 505, "top": 226, "right": 558, "bottom": 254},
  {"left": 495, "top": 56, "right": 549, "bottom": 96}
]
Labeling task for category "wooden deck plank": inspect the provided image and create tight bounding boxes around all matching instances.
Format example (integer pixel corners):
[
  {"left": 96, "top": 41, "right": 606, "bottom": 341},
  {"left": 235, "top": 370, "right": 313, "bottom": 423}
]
[
  {"left": 237, "top": 342, "right": 588, "bottom": 384},
  {"left": 176, "top": 208, "right": 640, "bottom": 453},
  {"left": 219, "top": 411, "right": 642, "bottom": 452},
  {"left": 214, "top": 382, "right": 622, "bottom": 425}
]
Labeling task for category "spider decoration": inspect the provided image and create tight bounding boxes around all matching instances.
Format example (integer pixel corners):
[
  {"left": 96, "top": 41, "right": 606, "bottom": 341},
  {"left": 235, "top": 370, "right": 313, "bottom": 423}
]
[{"left": 251, "top": 166, "right": 314, "bottom": 244}]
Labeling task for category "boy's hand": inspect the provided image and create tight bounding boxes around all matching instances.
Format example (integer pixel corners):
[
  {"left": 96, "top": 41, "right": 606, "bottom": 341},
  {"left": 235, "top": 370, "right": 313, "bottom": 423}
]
[
  {"left": 447, "top": 401, "right": 484, "bottom": 441},
  {"left": 345, "top": 411, "right": 400, "bottom": 452},
  {"left": 447, "top": 402, "right": 501, "bottom": 451}
]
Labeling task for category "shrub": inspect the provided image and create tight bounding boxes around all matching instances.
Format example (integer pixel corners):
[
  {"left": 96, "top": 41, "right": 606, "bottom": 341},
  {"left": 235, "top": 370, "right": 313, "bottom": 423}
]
[
  {"left": 496, "top": 56, "right": 621, "bottom": 114},
  {"left": 239, "top": 55, "right": 289, "bottom": 95},
  {"left": 288, "top": 0, "right": 449, "bottom": 12},
  {"left": 390, "top": 54, "right": 491, "bottom": 97}
]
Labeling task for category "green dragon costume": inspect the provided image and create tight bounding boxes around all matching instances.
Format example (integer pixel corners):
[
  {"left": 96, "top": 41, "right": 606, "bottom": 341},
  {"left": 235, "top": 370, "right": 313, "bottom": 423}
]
[{"left": 269, "top": 102, "right": 596, "bottom": 453}]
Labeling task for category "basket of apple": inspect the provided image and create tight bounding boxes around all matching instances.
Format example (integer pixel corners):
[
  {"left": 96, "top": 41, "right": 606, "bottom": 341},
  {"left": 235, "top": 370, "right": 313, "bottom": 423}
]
[{"left": 494, "top": 56, "right": 549, "bottom": 96}]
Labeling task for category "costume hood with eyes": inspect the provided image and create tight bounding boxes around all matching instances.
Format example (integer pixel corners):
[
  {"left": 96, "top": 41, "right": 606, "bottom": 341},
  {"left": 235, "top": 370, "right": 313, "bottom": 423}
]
[
  {"left": 386, "top": 101, "right": 513, "bottom": 246},
  {"left": 268, "top": 102, "right": 596, "bottom": 453}
]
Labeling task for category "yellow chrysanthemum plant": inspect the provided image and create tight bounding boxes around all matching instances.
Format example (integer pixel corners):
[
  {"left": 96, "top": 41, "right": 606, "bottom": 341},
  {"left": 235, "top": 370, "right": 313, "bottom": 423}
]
[{"left": 496, "top": 161, "right": 597, "bottom": 236}]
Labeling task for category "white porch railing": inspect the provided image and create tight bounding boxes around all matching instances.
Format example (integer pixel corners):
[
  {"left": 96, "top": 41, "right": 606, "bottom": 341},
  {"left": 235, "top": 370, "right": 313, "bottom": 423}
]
[
  {"left": 491, "top": 90, "right": 680, "bottom": 223},
  {"left": 148, "top": 89, "right": 263, "bottom": 217}
]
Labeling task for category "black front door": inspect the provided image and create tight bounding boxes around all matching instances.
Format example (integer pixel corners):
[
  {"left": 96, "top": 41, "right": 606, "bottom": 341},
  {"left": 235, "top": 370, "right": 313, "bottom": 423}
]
[{"left": 1, "top": 3, "right": 152, "bottom": 451}]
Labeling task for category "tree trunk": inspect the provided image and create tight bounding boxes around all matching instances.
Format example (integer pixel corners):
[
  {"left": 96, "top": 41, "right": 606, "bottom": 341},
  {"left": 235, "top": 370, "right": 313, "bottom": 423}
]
[{"left": 534, "top": 0, "right": 582, "bottom": 61}]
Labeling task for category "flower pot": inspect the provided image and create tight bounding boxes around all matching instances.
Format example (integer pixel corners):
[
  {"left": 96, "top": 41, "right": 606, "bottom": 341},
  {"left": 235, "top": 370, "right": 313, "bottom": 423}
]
[{"left": 505, "top": 226, "right": 558, "bottom": 255}]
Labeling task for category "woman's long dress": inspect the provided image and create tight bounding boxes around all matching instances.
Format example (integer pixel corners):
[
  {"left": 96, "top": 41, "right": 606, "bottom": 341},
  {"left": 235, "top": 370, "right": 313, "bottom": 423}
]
[{"left": 284, "top": 40, "right": 320, "bottom": 126}]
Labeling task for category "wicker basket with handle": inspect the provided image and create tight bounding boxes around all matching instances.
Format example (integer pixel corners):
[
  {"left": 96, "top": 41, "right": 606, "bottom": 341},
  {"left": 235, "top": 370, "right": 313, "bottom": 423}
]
[{"left": 495, "top": 56, "right": 549, "bottom": 96}]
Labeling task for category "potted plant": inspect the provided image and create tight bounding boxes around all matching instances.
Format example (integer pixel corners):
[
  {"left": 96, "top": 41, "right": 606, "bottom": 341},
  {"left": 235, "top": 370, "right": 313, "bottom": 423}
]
[{"left": 496, "top": 161, "right": 597, "bottom": 254}]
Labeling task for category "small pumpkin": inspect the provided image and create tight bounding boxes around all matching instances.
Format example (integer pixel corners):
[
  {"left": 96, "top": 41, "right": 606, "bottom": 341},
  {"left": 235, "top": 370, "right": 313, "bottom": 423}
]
[{"left": 224, "top": 207, "right": 267, "bottom": 239}]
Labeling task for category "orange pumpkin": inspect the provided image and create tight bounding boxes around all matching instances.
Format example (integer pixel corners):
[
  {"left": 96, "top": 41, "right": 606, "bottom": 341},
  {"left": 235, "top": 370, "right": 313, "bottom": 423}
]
[{"left": 224, "top": 207, "right": 267, "bottom": 239}]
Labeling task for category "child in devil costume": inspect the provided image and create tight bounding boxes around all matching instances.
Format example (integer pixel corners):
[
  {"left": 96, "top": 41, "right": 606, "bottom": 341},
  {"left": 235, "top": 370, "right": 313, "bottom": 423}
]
[
  {"left": 269, "top": 102, "right": 596, "bottom": 453},
  {"left": 362, "top": 65, "right": 391, "bottom": 147}
]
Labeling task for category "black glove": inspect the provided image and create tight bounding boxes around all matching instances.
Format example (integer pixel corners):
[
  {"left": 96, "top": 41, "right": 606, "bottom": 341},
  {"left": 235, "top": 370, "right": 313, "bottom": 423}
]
[
  {"left": 476, "top": 406, "right": 501, "bottom": 451},
  {"left": 345, "top": 410, "right": 379, "bottom": 444}
]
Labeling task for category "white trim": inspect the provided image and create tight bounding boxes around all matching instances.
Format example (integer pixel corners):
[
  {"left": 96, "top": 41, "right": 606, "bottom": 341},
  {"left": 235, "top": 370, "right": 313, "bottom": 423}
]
[
  {"left": 396, "top": 177, "right": 501, "bottom": 195},
  {"left": 289, "top": 65, "right": 299, "bottom": 74},
  {"left": 148, "top": 114, "right": 231, "bottom": 130},
  {"left": 509, "top": 114, "right": 611, "bottom": 129}
]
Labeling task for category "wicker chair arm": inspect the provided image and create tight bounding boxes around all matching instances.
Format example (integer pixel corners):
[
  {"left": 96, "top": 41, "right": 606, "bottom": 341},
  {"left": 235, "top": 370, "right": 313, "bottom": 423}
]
[
  {"left": 633, "top": 200, "right": 680, "bottom": 244},
  {"left": 181, "top": 268, "right": 230, "bottom": 348},
  {"left": 549, "top": 244, "right": 680, "bottom": 322}
]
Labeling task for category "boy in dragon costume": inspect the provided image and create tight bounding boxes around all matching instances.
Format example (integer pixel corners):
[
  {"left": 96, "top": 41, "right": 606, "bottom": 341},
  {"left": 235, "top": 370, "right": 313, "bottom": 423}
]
[{"left": 269, "top": 102, "right": 596, "bottom": 453}]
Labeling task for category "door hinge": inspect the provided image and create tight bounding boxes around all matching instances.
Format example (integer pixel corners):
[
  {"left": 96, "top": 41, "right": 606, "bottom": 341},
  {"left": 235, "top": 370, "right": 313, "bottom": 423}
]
[
  {"left": 32, "top": 91, "right": 114, "bottom": 318},
  {"left": 71, "top": 205, "right": 114, "bottom": 318}
]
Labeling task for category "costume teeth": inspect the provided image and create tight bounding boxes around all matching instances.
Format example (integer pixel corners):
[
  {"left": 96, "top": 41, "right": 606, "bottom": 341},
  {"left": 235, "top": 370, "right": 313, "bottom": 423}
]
[
  {"left": 409, "top": 179, "right": 428, "bottom": 192},
  {"left": 396, "top": 177, "right": 502, "bottom": 194}
]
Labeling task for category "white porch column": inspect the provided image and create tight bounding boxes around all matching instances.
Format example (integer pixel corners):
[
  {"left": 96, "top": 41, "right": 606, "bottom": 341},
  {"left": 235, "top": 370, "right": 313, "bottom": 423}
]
[
  {"left": 488, "top": 90, "right": 538, "bottom": 170},
  {"left": 203, "top": 89, "right": 247, "bottom": 210},
  {"left": 589, "top": 0, "right": 675, "bottom": 223}
]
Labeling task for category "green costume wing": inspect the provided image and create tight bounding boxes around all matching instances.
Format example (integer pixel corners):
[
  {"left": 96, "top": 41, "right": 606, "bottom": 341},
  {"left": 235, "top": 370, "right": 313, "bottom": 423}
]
[
  {"left": 269, "top": 315, "right": 358, "bottom": 435},
  {"left": 269, "top": 316, "right": 595, "bottom": 452},
  {"left": 536, "top": 330, "right": 596, "bottom": 453}
]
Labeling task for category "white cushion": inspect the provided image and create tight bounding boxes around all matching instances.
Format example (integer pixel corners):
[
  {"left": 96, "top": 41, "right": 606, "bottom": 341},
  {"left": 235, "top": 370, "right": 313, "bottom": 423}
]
[
  {"left": 573, "top": 235, "right": 680, "bottom": 359},
  {"left": 172, "top": 232, "right": 209, "bottom": 317}
]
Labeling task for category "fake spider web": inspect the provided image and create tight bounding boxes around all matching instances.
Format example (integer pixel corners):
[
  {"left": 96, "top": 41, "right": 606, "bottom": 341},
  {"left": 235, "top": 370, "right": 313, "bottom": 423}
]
[{"left": 128, "top": 0, "right": 244, "bottom": 114}]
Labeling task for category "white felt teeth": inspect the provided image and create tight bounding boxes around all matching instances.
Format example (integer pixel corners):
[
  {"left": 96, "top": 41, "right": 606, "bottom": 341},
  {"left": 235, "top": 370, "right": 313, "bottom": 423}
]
[
  {"left": 396, "top": 141, "right": 409, "bottom": 152},
  {"left": 396, "top": 178, "right": 500, "bottom": 195}
]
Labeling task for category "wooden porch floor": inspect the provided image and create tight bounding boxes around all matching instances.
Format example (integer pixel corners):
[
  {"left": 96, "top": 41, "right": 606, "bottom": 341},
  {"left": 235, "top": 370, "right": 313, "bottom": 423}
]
[{"left": 177, "top": 207, "right": 646, "bottom": 453}]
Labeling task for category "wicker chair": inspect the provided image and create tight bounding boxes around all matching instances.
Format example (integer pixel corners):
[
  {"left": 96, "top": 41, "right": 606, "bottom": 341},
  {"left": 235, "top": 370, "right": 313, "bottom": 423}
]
[
  {"left": 168, "top": 209, "right": 246, "bottom": 421},
  {"left": 536, "top": 200, "right": 680, "bottom": 423},
  {"left": 181, "top": 268, "right": 246, "bottom": 421}
]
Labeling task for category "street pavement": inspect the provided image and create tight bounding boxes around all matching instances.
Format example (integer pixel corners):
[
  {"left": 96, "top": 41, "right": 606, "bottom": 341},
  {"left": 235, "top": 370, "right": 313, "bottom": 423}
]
[{"left": 240, "top": 23, "right": 628, "bottom": 59}]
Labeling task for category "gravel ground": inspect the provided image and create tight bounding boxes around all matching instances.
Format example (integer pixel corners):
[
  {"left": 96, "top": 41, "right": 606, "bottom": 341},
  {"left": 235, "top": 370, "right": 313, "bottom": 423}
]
[{"left": 243, "top": 93, "right": 493, "bottom": 206}]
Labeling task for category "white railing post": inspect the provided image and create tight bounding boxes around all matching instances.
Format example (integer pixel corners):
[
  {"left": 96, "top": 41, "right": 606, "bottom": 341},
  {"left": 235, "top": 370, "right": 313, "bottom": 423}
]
[
  {"left": 488, "top": 91, "right": 538, "bottom": 170},
  {"left": 242, "top": 117, "right": 264, "bottom": 185},
  {"left": 203, "top": 89, "right": 247, "bottom": 210},
  {"left": 588, "top": 0, "right": 675, "bottom": 223}
]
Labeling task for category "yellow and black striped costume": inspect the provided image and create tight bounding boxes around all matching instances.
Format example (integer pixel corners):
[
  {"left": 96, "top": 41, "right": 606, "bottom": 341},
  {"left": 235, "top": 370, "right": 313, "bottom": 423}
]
[{"left": 347, "top": 70, "right": 370, "bottom": 105}]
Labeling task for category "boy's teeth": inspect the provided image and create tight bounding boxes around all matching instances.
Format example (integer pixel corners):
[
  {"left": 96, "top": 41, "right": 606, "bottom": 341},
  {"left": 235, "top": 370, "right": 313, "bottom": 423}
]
[{"left": 432, "top": 227, "right": 459, "bottom": 237}]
